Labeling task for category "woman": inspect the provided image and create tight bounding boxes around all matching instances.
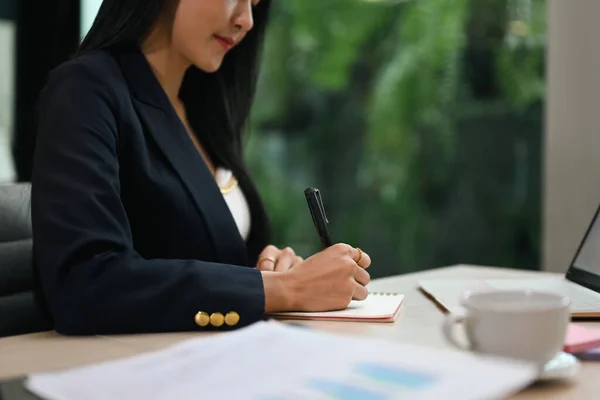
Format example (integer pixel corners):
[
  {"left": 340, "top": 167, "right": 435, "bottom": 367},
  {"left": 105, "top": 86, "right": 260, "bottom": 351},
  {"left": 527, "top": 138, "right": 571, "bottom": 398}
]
[{"left": 30, "top": 0, "right": 371, "bottom": 336}]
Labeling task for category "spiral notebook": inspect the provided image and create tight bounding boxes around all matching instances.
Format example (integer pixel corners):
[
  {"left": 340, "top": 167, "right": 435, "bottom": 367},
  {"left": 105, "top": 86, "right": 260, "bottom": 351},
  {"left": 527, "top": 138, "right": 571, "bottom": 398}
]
[{"left": 268, "top": 292, "right": 404, "bottom": 322}]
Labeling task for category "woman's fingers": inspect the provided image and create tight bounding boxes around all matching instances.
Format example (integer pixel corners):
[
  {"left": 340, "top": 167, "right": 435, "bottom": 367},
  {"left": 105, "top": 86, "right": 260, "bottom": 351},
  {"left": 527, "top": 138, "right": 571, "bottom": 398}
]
[
  {"left": 353, "top": 264, "right": 371, "bottom": 287},
  {"left": 353, "top": 281, "right": 369, "bottom": 301},
  {"left": 260, "top": 243, "right": 368, "bottom": 276},
  {"left": 330, "top": 243, "right": 371, "bottom": 269},
  {"left": 350, "top": 247, "right": 371, "bottom": 301},
  {"left": 291, "top": 255, "right": 304, "bottom": 269},
  {"left": 257, "top": 246, "right": 302, "bottom": 272},
  {"left": 352, "top": 247, "right": 371, "bottom": 269},
  {"left": 257, "top": 245, "right": 279, "bottom": 271},
  {"left": 274, "top": 247, "right": 297, "bottom": 272}
]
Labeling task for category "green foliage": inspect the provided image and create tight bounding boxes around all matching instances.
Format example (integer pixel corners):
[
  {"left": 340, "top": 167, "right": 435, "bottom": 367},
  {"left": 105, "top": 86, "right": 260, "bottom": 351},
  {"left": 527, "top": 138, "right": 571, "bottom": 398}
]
[
  {"left": 247, "top": 0, "right": 546, "bottom": 275},
  {"left": 362, "top": 0, "right": 469, "bottom": 268},
  {"left": 497, "top": 0, "right": 546, "bottom": 112}
]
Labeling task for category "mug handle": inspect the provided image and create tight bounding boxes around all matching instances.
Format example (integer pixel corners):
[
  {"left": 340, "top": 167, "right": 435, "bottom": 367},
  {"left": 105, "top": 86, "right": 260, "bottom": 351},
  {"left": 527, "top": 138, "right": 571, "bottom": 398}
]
[{"left": 442, "top": 310, "right": 471, "bottom": 351}]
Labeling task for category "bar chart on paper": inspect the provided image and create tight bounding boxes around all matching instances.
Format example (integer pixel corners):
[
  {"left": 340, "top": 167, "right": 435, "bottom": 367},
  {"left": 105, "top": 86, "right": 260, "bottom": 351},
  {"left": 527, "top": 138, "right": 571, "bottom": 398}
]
[{"left": 258, "top": 362, "right": 437, "bottom": 400}]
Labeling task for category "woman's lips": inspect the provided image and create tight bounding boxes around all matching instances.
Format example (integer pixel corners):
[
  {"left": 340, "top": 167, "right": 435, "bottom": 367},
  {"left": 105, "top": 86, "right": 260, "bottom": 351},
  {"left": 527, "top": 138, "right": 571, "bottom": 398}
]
[{"left": 214, "top": 35, "right": 235, "bottom": 50}]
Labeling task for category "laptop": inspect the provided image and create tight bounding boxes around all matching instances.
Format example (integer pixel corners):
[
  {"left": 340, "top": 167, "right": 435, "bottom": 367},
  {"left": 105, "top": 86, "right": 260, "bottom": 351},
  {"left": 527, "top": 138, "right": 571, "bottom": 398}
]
[{"left": 419, "top": 203, "right": 600, "bottom": 318}]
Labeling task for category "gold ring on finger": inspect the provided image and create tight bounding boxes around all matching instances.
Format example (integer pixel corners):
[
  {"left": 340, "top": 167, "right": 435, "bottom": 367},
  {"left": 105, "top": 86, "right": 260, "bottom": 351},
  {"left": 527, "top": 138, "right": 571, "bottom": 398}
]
[
  {"left": 356, "top": 248, "right": 363, "bottom": 265},
  {"left": 259, "top": 257, "right": 275, "bottom": 265}
]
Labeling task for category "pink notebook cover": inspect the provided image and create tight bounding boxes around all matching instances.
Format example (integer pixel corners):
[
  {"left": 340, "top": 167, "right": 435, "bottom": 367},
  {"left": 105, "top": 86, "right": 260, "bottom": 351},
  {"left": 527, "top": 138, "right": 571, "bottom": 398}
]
[
  {"left": 268, "top": 292, "right": 404, "bottom": 322},
  {"left": 564, "top": 324, "right": 600, "bottom": 353}
]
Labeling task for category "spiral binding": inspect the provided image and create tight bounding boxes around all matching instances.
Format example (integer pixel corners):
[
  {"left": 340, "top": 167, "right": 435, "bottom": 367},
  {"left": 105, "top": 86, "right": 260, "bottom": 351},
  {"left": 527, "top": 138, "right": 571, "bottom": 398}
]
[{"left": 368, "top": 292, "right": 399, "bottom": 296}]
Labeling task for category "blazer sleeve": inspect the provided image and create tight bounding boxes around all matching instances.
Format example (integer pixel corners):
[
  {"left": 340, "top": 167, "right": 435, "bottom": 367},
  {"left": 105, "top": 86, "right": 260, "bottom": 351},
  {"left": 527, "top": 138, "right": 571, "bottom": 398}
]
[{"left": 30, "top": 61, "right": 266, "bottom": 335}]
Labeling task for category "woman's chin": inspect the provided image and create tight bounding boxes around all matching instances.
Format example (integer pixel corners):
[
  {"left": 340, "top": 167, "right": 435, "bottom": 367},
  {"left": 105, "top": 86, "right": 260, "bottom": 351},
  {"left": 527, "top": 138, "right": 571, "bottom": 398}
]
[{"left": 194, "top": 57, "right": 224, "bottom": 74}]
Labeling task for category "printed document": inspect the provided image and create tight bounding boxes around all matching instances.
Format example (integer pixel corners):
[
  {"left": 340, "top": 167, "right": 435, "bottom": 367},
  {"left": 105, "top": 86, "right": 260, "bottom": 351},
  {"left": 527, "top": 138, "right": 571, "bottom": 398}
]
[{"left": 26, "top": 321, "right": 537, "bottom": 400}]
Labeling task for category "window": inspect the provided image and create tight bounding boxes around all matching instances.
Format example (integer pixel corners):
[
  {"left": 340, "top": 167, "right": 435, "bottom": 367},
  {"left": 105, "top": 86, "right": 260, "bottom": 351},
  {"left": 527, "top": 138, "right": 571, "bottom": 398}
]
[
  {"left": 247, "top": 0, "right": 546, "bottom": 277},
  {"left": 0, "top": 2, "right": 16, "bottom": 183},
  {"left": 80, "top": 0, "right": 102, "bottom": 39}
]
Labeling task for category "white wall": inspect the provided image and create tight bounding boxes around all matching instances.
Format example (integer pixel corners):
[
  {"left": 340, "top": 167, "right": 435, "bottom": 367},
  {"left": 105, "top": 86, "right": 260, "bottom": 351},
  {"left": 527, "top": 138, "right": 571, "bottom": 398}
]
[{"left": 543, "top": 0, "right": 600, "bottom": 272}]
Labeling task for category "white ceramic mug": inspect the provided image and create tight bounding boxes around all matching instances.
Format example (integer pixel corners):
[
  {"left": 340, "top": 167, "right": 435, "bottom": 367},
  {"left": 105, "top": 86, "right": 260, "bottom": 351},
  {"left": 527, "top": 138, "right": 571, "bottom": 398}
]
[{"left": 443, "top": 289, "right": 570, "bottom": 366}]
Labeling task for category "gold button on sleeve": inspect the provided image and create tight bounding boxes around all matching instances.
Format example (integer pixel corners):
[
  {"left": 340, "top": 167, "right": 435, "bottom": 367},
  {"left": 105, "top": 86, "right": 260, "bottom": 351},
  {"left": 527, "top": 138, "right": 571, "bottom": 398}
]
[
  {"left": 225, "top": 312, "right": 240, "bottom": 326},
  {"left": 195, "top": 312, "right": 210, "bottom": 327},
  {"left": 210, "top": 312, "right": 225, "bottom": 327}
]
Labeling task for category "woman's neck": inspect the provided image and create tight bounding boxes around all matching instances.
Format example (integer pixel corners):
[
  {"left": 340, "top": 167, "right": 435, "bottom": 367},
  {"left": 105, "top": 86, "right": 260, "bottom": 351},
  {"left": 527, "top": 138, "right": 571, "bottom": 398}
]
[
  {"left": 140, "top": 23, "right": 217, "bottom": 177},
  {"left": 140, "top": 27, "right": 190, "bottom": 108}
]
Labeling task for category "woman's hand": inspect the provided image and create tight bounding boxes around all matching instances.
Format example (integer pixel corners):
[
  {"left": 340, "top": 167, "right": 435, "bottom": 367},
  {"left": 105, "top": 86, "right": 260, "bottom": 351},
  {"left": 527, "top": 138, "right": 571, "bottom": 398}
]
[
  {"left": 256, "top": 245, "right": 303, "bottom": 272},
  {"left": 261, "top": 243, "right": 372, "bottom": 313}
]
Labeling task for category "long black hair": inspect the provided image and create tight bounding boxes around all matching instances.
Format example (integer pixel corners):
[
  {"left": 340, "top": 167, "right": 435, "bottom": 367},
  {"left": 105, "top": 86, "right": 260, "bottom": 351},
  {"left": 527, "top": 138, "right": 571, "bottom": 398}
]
[{"left": 76, "top": 0, "right": 273, "bottom": 262}]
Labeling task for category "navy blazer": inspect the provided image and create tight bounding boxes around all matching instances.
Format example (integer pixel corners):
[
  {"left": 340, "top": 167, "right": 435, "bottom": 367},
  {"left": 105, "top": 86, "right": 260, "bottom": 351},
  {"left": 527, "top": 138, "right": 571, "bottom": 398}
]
[{"left": 31, "top": 46, "right": 269, "bottom": 335}]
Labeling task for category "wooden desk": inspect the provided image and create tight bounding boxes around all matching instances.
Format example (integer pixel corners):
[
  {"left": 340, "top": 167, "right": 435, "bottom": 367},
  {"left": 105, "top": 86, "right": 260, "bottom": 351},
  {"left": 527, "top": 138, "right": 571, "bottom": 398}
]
[{"left": 1, "top": 265, "right": 598, "bottom": 399}]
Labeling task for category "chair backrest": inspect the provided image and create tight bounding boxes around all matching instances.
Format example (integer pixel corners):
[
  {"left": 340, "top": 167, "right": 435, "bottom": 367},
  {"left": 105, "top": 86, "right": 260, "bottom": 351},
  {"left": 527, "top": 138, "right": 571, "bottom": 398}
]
[{"left": 0, "top": 183, "right": 51, "bottom": 337}]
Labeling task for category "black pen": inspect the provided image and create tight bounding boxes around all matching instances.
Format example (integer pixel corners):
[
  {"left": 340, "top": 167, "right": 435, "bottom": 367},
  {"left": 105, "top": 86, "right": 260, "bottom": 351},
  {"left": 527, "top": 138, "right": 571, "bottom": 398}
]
[{"left": 305, "top": 187, "right": 333, "bottom": 248}]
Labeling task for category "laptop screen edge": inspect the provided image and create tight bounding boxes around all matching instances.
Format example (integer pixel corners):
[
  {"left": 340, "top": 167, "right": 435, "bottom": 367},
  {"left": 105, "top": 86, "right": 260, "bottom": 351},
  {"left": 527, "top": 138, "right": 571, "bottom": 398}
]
[{"left": 565, "top": 200, "right": 600, "bottom": 294}]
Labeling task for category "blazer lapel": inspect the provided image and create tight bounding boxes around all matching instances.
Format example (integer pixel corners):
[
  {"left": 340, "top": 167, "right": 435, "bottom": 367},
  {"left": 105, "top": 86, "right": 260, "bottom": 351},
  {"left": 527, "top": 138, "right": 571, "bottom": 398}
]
[{"left": 114, "top": 45, "right": 248, "bottom": 267}]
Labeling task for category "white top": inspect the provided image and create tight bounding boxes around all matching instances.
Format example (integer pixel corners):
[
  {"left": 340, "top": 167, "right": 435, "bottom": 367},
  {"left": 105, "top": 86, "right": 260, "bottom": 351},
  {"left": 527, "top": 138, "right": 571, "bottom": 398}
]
[{"left": 214, "top": 167, "right": 251, "bottom": 240}]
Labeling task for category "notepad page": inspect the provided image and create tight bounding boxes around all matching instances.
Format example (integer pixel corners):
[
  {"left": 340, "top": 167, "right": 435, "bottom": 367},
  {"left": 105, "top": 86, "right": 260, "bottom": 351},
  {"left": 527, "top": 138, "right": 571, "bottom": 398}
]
[
  {"left": 26, "top": 321, "right": 538, "bottom": 400},
  {"left": 270, "top": 292, "right": 404, "bottom": 319}
]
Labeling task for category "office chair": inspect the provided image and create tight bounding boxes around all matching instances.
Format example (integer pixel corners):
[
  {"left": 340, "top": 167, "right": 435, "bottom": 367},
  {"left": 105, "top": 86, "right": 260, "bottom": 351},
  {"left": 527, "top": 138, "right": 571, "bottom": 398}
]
[{"left": 0, "top": 183, "right": 51, "bottom": 337}]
